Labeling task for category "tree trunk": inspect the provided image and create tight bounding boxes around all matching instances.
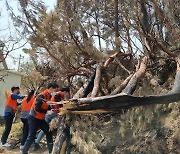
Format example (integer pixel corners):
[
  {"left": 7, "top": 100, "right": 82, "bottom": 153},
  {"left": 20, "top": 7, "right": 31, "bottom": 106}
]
[
  {"left": 64, "top": 93, "right": 180, "bottom": 114},
  {"left": 114, "top": 0, "right": 120, "bottom": 52},
  {"left": 52, "top": 116, "right": 66, "bottom": 154},
  {"left": 0, "top": 50, "right": 8, "bottom": 70}
]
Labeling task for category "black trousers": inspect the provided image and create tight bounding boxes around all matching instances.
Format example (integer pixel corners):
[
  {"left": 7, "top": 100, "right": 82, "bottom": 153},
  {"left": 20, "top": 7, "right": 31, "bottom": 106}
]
[
  {"left": 1, "top": 114, "right": 14, "bottom": 144},
  {"left": 21, "top": 118, "right": 29, "bottom": 146},
  {"left": 22, "top": 115, "right": 53, "bottom": 154}
]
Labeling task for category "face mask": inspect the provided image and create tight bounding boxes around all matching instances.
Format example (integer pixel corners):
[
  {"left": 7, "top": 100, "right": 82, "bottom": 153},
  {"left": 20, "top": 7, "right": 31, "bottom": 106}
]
[{"left": 51, "top": 92, "right": 56, "bottom": 96}]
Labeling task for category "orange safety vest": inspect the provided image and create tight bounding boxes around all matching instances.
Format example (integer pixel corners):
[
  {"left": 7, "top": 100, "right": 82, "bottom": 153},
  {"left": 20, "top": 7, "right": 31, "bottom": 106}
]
[
  {"left": 51, "top": 91, "right": 64, "bottom": 109},
  {"left": 21, "top": 96, "right": 35, "bottom": 118},
  {"left": 22, "top": 96, "right": 35, "bottom": 111},
  {"left": 29, "top": 89, "right": 51, "bottom": 120},
  {"left": 4, "top": 93, "right": 18, "bottom": 114}
]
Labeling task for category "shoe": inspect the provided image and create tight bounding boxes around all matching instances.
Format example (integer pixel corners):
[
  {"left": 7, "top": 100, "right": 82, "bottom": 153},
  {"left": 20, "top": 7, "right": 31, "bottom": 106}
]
[
  {"left": 1, "top": 142, "right": 11, "bottom": 147},
  {"left": 20, "top": 145, "right": 24, "bottom": 150},
  {"left": 33, "top": 143, "right": 40, "bottom": 151}
]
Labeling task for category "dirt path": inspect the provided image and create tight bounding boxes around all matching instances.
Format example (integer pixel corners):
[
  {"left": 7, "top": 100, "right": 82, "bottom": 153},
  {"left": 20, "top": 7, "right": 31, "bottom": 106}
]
[
  {"left": 0, "top": 145, "right": 48, "bottom": 154},
  {"left": 0, "top": 148, "right": 48, "bottom": 154}
]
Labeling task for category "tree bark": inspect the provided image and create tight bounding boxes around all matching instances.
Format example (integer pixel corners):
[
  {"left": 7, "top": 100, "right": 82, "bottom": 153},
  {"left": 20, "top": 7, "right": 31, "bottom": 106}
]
[
  {"left": 64, "top": 93, "right": 180, "bottom": 114},
  {"left": 91, "top": 64, "right": 102, "bottom": 97},
  {"left": 110, "top": 74, "right": 133, "bottom": 95},
  {"left": 72, "top": 83, "right": 88, "bottom": 99},
  {"left": 122, "top": 56, "right": 147, "bottom": 94},
  {"left": 114, "top": 0, "right": 119, "bottom": 38},
  {"left": 52, "top": 116, "right": 66, "bottom": 154},
  {"left": 168, "top": 55, "right": 180, "bottom": 93},
  {"left": 82, "top": 73, "right": 96, "bottom": 97},
  {"left": 0, "top": 50, "right": 8, "bottom": 70}
]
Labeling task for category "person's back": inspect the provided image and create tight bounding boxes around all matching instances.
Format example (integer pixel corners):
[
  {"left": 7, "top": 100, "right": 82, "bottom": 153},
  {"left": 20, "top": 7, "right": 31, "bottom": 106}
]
[
  {"left": 29, "top": 89, "right": 52, "bottom": 120},
  {"left": 20, "top": 90, "right": 35, "bottom": 149},
  {"left": 21, "top": 91, "right": 35, "bottom": 119}
]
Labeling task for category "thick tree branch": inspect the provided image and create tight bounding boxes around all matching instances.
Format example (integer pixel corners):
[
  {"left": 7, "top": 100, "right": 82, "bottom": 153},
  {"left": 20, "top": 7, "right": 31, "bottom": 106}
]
[
  {"left": 91, "top": 64, "right": 102, "bottom": 97},
  {"left": 122, "top": 56, "right": 147, "bottom": 95},
  {"left": 0, "top": 50, "right": 8, "bottom": 70},
  {"left": 51, "top": 116, "right": 66, "bottom": 154},
  {"left": 63, "top": 92, "right": 180, "bottom": 114},
  {"left": 103, "top": 52, "right": 119, "bottom": 68},
  {"left": 168, "top": 55, "right": 180, "bottom": 94},
  {"left": 72, "top": 83, "right": 88, "bottom": 99},
  {"left": 110, "top": 74, "right": 133, "bottom": 95}
]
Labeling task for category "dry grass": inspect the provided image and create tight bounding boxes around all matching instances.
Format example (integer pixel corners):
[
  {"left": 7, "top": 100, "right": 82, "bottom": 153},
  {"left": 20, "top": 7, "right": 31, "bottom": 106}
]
[
  {"left": 69, "top": 77, "right": 180, "bottom": 153},
  {"left": 0, "top": 122, "right": 22, "bottom": 139}
]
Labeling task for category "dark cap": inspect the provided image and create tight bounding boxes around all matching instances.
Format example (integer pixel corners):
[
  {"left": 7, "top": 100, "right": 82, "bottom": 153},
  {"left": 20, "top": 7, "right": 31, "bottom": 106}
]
[
  {"left": 48, "top": 82, "right": 59, "bottom": 89},
  {"left": 11, "top": 86, "right": 20, "bottom": 92}
]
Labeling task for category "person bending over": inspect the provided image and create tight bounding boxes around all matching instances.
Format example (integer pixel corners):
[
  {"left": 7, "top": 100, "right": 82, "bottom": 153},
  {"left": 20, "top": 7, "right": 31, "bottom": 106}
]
[{"left": 33, "top": 86, "right": 70, "bottom": 150}]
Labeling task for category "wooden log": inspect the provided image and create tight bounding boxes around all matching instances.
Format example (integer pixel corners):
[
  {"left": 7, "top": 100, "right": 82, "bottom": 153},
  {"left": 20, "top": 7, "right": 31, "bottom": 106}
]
[{"left": 66, "top": 93, "right": 180, "bottom": 112}]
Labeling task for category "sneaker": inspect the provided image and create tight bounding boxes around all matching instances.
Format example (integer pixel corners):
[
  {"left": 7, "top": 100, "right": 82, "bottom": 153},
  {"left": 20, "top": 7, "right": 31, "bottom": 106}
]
[
  {"left": 20, "top": 145, "right": 24, "bottom": 150},
  {"left": 1, "top": 142, "right": 11, "bottom": 147},
  {"left": 33, "top": 143, "right": 40, "bottom": 151}
]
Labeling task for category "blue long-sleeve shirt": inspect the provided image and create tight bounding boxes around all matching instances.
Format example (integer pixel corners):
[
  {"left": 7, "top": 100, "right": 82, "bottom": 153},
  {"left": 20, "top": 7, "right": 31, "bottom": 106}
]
[{"left": 11, "top": 94, "right": 25, "bottom": 100}]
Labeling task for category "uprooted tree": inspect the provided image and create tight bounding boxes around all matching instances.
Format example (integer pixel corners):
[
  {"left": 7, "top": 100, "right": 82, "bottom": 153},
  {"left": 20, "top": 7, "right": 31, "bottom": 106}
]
[{"left": 6, "top": 0, "right": 180, "bottom": 153}]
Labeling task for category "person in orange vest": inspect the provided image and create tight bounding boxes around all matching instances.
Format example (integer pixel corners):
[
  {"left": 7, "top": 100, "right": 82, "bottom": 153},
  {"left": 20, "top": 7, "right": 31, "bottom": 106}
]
[
  {"left": 33, "top": 86, "right": 70, "bottom": 151},
  {"left": 22, "top": 82, "right": 59, "bottom": 154},
  {"left": 20, "top": 90, "right": 35, "bottom": 150},
  {"left": 1, "top": 86, "right": 25, "bottom": 147}
]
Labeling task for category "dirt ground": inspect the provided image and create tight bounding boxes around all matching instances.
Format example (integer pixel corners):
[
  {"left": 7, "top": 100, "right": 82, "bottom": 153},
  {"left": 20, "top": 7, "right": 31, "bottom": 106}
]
[
  {"left": 0, "top": 121, "right": 49, "bottom": 154},
  {"left": 0, "top": 147, "right": 48, "bottom": 154}
]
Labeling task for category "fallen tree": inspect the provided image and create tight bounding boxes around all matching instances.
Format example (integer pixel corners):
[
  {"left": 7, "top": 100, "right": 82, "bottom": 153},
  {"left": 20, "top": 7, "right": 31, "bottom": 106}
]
[
  {"left": 52, "top": 54, "right": 180, "bottom": 154},
  {"left": 59, "top": 55, "right": 180, "bottom": 114}
]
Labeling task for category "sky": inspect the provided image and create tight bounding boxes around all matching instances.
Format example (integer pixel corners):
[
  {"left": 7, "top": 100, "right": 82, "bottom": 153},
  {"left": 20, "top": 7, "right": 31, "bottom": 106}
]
[{"left": 0, "top": 0, "right": 57, "bottom": 70}]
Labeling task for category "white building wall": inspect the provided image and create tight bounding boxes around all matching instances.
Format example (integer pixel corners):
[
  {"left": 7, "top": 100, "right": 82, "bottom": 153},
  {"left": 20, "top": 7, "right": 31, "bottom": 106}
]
[{"left": 0, "top": 70, "right": 22, "bottom": 116}]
